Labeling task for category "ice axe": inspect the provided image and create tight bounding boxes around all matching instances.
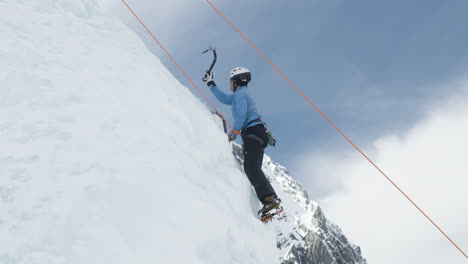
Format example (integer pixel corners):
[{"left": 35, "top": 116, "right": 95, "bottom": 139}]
[
  {"left": 202, "top": 46, "right": 217, "bottom": 82},
  {"left": 203, "top": 47, "right": 226, "bottom": 134},
  {"left": 211, "top": 111, "right": 227, "bottom": 134}
]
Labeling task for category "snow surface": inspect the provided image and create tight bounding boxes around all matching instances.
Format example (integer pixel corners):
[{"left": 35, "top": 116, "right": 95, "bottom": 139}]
[{"left": 0, "top": 0, "right": 278, "bottom": 263}]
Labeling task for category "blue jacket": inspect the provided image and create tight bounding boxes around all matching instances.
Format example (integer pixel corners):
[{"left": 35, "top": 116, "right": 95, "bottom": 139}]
[{"left": 209, "top": 84, "right": 263, "bottom": 140}]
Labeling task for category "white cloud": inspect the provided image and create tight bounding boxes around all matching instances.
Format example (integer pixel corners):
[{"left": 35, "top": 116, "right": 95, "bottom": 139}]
[{"left": 298, "top": 80, "right": 468, "bottom": 263}]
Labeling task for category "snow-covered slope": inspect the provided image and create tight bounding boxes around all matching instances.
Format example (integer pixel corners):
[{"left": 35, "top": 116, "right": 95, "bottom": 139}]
[
  {"left": 0, "top": 1, "right": 278, "bottom": 263},
  {"left": 232, "top": 143, "right": 367, "bottom": 264}
]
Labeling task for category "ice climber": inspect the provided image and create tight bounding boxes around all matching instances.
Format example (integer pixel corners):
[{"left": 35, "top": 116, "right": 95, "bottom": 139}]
[{"left": 203, "top": 67, "right": 282, "bottom": 221}]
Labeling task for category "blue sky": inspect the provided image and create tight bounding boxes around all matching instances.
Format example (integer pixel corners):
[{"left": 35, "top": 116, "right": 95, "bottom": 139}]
[
  {"left": 109, "top": 1, "right": 468, "bottom": 262},
  {"left": 111, "top": 0, "right": 468, "bottom": 176}
]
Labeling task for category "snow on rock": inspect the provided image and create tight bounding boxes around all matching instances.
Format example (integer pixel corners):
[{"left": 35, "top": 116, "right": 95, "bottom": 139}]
[
  {"left": 0, "top": 1, "right": 277, "bottom": 263},
  {"left": 232, "top": 144, "right": 367, "bottom": 264}
]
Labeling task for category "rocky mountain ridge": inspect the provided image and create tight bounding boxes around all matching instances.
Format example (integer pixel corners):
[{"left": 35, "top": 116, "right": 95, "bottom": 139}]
[{"left": 232, "top": 143, "right": 367, "bottom": 264}]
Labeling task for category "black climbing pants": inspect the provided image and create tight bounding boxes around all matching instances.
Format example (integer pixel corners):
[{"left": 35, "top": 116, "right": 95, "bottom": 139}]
[{"left": 242, "top": 124, "right": 277, "bottom": 204}]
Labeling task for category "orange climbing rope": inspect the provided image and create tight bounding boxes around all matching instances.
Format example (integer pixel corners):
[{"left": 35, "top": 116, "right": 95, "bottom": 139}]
[
  {"left": 118, "top": 0, "right": 232, "bottom": 131},
  {"left": 118, "top": 0, "right": 466, "bottom": 259},
  {"left": 204, "top": 0, "right": 467, "bottom": 259}
]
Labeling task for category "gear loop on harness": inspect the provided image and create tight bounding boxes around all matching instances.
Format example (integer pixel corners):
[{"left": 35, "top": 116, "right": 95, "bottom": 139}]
[{"left": 244, "top": 134, "right": 265, "bottom": 147}]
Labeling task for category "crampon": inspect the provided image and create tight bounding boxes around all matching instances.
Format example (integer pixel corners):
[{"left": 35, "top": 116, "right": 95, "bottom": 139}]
[{"left": 258, "top": 205, "right": 283, "bottom": 223}]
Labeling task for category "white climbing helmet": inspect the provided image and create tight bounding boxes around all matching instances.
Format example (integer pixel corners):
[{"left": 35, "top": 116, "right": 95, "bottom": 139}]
[{"left": 229, "top": 67, "right": 251, "bottom": 84}]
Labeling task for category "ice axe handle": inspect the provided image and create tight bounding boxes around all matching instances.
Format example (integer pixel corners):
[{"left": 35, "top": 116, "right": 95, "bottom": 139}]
[
  {"left": 212, "top": 111, "right": 227, "bottom": 134},
  {"left": 222, "top": 118, "right": 227, "bottom": 134}
]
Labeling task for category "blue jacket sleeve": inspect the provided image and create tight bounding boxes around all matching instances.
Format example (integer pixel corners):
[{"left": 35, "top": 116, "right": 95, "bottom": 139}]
[{"left": 209, "top": 85, "right": 233, "bottom": 105}]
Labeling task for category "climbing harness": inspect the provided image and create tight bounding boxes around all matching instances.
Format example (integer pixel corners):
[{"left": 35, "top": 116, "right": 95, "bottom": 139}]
[{"left": 241, "top": 119, "right": 276, "bottom": 147}]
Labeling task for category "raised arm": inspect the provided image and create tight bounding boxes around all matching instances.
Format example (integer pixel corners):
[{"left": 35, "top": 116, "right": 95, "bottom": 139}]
[{"left": 209, "top": 84, "right": 233, "bottom": 105}]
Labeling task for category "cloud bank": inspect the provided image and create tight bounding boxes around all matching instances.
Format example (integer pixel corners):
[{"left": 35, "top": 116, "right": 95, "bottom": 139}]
[{"left": 298, "top": 79, "right": 468, "bottom": 264}]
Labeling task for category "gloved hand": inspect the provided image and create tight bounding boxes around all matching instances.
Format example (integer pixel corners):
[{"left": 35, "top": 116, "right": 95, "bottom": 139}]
[
  {"left": 228, "top": 132, "right": 236, "bottom": 142},
  {"left": 202, "top": 71, "right": 215, "bottom": 87},
  {"left": 228, "top": 130, "right": 237, "bottom": 142}
]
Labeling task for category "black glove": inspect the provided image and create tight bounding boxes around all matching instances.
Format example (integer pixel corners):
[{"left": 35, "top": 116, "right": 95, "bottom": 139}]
[{"left": 202, "top": 71, "right": 216, "bottom": 87}]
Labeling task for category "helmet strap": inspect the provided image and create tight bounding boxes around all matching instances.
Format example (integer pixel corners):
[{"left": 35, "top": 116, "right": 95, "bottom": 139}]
[{"left": 231, "top": 79, "right": 239, "bottom": 91}]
